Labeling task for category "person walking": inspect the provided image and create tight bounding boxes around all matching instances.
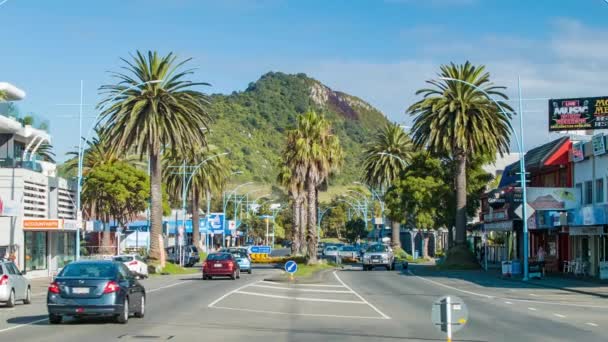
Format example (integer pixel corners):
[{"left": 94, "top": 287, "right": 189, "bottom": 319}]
[{"left": 537, "top": 246, "right": 546, "bottom": 277}]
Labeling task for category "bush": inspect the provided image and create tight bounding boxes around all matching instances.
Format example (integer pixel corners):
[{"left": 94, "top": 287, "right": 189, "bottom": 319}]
[
  {"left": 393, "top": 247, "right": 410, "bottom": 261},
  {"left": 252, "top": 256, "right": 308, "bottom": 264}
]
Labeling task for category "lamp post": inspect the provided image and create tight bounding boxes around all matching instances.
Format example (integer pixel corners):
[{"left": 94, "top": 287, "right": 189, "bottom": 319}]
[
  {"left": 76, "top": 79, "right": 162, "bottom": 260},
  {"left": 438, "top": 76, "right": 528, "bottom": 280},
  {"left": 223, "top": 182, "right": 254, "bottom": 247},
  {"left": 318, "top": 206, "right": 335, "bottom": 239}
]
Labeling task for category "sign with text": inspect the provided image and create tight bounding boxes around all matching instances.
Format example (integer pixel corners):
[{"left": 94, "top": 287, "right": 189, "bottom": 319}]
[
  {"left": 593, "top": 133, "right": 606, "bottom": 156},
  {"left": 572, "top": 142, "right": 584, "bottom": 162},
  {"left": 549, "top": 96, "right": 608, "bottom": 131}
]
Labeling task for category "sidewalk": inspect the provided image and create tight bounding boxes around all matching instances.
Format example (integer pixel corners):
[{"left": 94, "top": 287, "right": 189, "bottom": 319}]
[{"left": 504, "top": 271, "right": 608, "bottom": 298}]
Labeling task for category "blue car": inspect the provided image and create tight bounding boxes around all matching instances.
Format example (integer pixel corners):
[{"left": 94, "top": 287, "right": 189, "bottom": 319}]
[{"left": 230, "top": 251, "right": 252, "bottom": 274}]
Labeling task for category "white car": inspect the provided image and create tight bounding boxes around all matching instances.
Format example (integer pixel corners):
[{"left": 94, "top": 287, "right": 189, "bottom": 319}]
[
  {"left": 338, "top": 245, "right": 358, "bottom": 259},
  {"left": 0, "top": 260, "right": 31, "bottom": 307},
  {"left": 323, "top": 246, "right": 339, "bottom": 257},
  {"left": 113, "top": 254, "right": 148, "bottom": 278}
]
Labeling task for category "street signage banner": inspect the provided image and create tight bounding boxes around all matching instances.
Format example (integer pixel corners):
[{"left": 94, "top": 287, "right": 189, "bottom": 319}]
[
  {"left": 250, "top": 246, "right": 271, "bottom": 254},
  {"left": 593, "top": 133, "right": 606, "bottom": 156},
  {"left": 549, "top": 96, "right": 608, "bottom": 131},
  {"left": 526, "top": 187, "right": 577, "bottom": 210},
  {"left": 207, "top": 213, "right": 225, "bottom": 234},
  {"left": 572, "top": 142, "right": 584, "bottom": 162}
]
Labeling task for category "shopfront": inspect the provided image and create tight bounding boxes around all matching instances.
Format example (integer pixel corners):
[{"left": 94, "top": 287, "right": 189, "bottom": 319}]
[
  {"left": 568, "top": 205, "right": 608, "bottom": 278},
  {"left": 23, "top": 219, "right": 78, "bottom": 277}
]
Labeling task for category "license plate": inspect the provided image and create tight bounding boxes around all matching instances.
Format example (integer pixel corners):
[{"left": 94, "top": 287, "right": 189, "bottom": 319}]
[
  {"left": 372, "top": 260, "right": 380, "bottom": 263},
  {"left": 72, "top": 287, "right": 89, "bottom": 294},
  {"left": 214, "top": 263, "right": 222, "bottom": 268}
]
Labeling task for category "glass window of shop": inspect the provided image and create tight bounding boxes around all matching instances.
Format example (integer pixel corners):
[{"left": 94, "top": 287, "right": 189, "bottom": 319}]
[
  {"left": 25, "top": 231, "right": 47, "bottom": 271},
  {"left": 54, "top": 232, "right": 76, "bottom": 269}
]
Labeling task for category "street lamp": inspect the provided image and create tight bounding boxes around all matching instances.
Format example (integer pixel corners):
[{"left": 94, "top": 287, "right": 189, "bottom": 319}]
[
  {"left": 438, "top": 76, "right": 528, "bottom": 280},
  {"left": 76, "top": 79, "right": 163, "bottom": 260},
  {"left": 222, "top": 182, "right": 254, "bottom": 247}
]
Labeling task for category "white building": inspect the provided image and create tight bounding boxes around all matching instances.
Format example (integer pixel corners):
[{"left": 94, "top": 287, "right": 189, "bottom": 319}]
[{"left": 0, "top": 83, "right": 78, "bottom": 278}]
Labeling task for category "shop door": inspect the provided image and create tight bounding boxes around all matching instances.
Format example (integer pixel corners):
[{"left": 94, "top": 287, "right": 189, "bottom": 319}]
[{"left": 581, "top": 237, "right": 590, "bottom": 263}]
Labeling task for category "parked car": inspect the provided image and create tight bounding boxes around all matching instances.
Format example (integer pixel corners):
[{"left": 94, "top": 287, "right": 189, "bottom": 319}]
[
  {"left": 165, "top": 245, "right": 200, "bottom": 267},
  {"left": 229, "top": 250, "right": 252, "bottom": 274},
  {"left": 0, "top": 259, "right": 31, "bottom": 307},
  {"left": 323, "top": 245, "right": 339, "bottom": 257},
  {"left": 47, "top": 260, "right": 146, "bottom": 324},
  {"left": 202, "top": 253, "right": 241, "bottom": 280},
  {"left": 362, "top": 243, "right": 395, "bottom": 271},
  {"left": 112, "top": 254, "right": 148, "bottom": 278},
  {"left": 338, "top": 245, "right": 358, "bottom": 259}
]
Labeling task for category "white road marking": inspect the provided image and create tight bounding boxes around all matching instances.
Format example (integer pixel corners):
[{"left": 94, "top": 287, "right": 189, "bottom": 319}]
[
  {"left": 529, "top": 293, "right": 538, "bottom": 297},
  {"left": 407, "top": 270, "right": 494, "bottom": 299},
  {"left": 212, "top": 305, "right": 388, "bottom": 320},
  {"left": 553, "top": 313, "right": 566, "bottom": 318},
  {"left": 528, "top": 307, "right": 537, "bottom": 311},
  {"left": 585, "top": 322, "right": 598, "bottom": 327},
  {"left": 208, "top": 280, "right": 261, "bottom": 308},
  {"left": 504, "top": 301, "right": 513, "bottom": 305},
  {"left": 148, "top": 281, "right": 189, "bottom": 293},
  {"left": 249, "top": 284, "right": 353, "bottom": 293},
  {"left": 408, "top": 270, "right": 608, "bottom": 309},
  {"left": 260, "top": 280, "right": 344, "bottom": 287},
  {"left": 333, "top": 271, "right": 391, "bottom": 320},
  {"left": 234, "top": 290, "right": 366, "bottom": 304},
  {"left": 0, "top": 318, "right": 48, "bottom": 334}
]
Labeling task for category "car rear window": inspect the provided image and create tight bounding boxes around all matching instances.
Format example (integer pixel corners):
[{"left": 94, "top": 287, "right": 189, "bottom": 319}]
[
  {"left": 113, "top": 256, "right": 134, "bottom": 262},
  {"left": 60, "top": 263, "right": 117, "bottom": 278},
  {"left": 207, "top": 253, "right": 231, "bottom": 261}
]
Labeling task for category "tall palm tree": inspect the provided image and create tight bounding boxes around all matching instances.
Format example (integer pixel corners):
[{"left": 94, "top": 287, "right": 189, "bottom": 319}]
[
  {"left": 163, "top": 147, "right": 229, "bottom": 249},
  {"left": 277, "top": 165, "right": 305, "bottom": 255},
  {"left": 35, "top": 142, "right": 56, "bottom": 163},
  {"left": 407, "top": 61, "right": 512, "bottom": 246},
  {"left": 362, "top": 122, "right": 412, "bottom": 249},
  {"left": 98, "top": 51, "right": 212, "bottom": 260},
  {"left": 284, "top": 111, "right": 343, "bottom": 263}
]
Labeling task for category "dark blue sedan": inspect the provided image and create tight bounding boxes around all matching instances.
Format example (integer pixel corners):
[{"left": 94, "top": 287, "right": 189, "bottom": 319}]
[{"left": 47, "top": 260, "right": 146, "bottom": 324}]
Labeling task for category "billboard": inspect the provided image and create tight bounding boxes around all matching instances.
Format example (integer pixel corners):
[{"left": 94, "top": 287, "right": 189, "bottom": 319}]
[
  {"left": 549, "top": 96, "right": 608, "bottom": 131},
  {"left": 526, "top": 187, "right": 577, "bottom": 211}
]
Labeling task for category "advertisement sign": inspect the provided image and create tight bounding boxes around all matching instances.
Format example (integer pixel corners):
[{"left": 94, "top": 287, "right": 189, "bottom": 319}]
[
  {"left": 207, "top": 213, "right": 225, "bottom": 234},
  {"left": 572, "top": 142, "right": 584, "bottom": 162},
  {"left": 526, "top": 187, "right": 577, "bottom": 210},
  {"left": 23, "top": 219, "right": 63, "bottom": 230},
  {"left": 593, "top": 133, "right": 606, "bottom": 156},
  {"left": 568, "top": 205, "right": 608, "bottom": 226},
  {"left": 228, "top": 220, "right": 236, "bottom": 230},
  {"left": 549, "top": 96, "right": 608, "bottom": 131}
]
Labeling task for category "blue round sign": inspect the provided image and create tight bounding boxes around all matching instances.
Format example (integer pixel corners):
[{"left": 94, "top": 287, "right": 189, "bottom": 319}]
[{"left": 285, "top": 260, "right": 298, "bottom": 274}]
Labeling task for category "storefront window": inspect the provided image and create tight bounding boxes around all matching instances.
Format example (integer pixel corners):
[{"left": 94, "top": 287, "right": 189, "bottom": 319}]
[
  {"left": 25, "top": 231, "right": 47, "bottom": 271},
  {"left": 596, "top": 178, "right": 604, "bottom": 203},
  {"left": 54, "top": 232, "right": 76, "bottom": 268},
  {"left": 585, "top": 181, "right": 593, "bottom": 205}
]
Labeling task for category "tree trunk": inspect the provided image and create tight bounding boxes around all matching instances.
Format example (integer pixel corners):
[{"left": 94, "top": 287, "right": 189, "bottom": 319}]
[
  {"left": 192, "top": 188, "right": 201, "bottom": 249},
  {"left": 299, "top": 196, "right": 307, "bottom": 255},
  {"left": 291, "top": 195, "right": 301, "bottom": 255},
  {"left": 455, "top": 153, "right": 467, "bottom": 246},
  {"left": 148, "top": 147, "right": 163, "bottom": 260},
  {"left": 391, "top": 220, "right": 401, "bottom": 249},
  {"left": 306, "top": 180, "right": 318, "bottom": 264},
  {"left": 423, "top": 233, "right": 429, "bottom": 259}
]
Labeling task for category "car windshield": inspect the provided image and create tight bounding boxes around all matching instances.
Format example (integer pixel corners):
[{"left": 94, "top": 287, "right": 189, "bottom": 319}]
[
  {"left": 326, "top": 246, "right": 338, "bottom": 251},
  {"left": 59, "top": 263, "right": 116, "bottom": 278},
  {"left": 112, "top": 256, "right": 134, "bottom": 262},
  {"left": 366, "top": 245, "right": 387, "bottom": 253},
  {"left": 341, "top": 246, "right": 355, "bottom": 251},
  {"left": 207, "top": 253, "right": 231, "bottom": 261}
]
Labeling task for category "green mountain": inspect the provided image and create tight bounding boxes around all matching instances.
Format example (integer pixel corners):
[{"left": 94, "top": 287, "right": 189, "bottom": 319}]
[{"left": 209, "top": 72, "right": 390, "bottom": 185}]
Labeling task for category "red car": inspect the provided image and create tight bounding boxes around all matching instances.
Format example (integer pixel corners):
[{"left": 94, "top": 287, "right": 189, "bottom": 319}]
[{"left": 202, "top": 253, "right": 240, "bottom": 280}]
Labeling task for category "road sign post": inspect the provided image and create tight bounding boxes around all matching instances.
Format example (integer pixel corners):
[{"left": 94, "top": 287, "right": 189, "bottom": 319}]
[
  {"left": 285, "top": 260, "right": 297, "bottom": 281},
  {"left": 432, "top": 296, "right": 468, "bottom": 342}
]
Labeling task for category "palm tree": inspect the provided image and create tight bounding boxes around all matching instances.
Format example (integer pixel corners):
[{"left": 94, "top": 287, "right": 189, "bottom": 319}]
[
  {"left": 35, "top": 142, "right": 56, "bottom": 163},
  {"left": 362, "top": 122, "right": 412, "bottom": 249},
  {"left": 163, "top": 147, "right": 229, "bottom": 249},
  {"left": 283, "top": 111, "right": 343, "bottom": 263},
  {"left": 277, "top": 165, "right": 305, "bottom": 255},
  {"left": 98, "top": 51, "right": 212, "bottom": 260},
  {"left": 407, "top": 61, "right": 512, "bottom": 246}
]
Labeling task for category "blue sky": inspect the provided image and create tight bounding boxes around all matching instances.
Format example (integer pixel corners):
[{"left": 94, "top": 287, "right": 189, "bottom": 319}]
[{"left": 2, "top": 0, "right": 608, "bottom": 161}]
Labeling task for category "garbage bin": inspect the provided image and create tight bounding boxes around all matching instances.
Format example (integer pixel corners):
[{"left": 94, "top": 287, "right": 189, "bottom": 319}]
[
  {"left": 501, "top": 261, "right": 512, "bottom": 276},
  {"left": 511, "top": 260, "right": 521, "bottom": 275}
]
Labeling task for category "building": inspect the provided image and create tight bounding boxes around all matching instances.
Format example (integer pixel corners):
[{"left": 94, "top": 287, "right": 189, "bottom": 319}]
[
  {"left": 0, "top": 82, "right": 78, "bottom": 278},
  {"left": 568, "top": 135, "right": 608, "bottom": 279}
]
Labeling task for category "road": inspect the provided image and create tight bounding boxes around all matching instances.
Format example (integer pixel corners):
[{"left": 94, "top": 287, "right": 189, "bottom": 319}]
[{"left": 1, "top": 264, "right": 607, "bottom": 341}]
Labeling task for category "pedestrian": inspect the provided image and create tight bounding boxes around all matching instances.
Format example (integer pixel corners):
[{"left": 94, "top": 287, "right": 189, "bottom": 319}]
[{"left": 537, "top": 246, "right": 546, "bottom": 277}]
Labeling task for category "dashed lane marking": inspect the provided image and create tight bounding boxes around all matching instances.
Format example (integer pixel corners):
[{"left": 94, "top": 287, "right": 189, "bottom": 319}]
[
  {"left": 504, "top": 301, "right": 513, "bottom": 305},
  {"left": 585, "top": 322, "right": 598, "bottom": 327},
  {"left": 553, "top": 313, "right": 566, "bottom": 318},
  {"left": 528, "top": 307, "right": 537, "bottom": 311},
  {"left": 259, "top": 280, "right": 344, "bottom": 287}
]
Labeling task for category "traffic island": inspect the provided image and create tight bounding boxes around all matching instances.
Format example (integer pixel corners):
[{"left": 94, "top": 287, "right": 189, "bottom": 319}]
[{"left": 263, "top": 263, "right": 335, "bottom": 284}]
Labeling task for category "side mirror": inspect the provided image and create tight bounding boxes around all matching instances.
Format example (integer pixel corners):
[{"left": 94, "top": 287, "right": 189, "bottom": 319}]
[{"left": 20, "top": 270, "right": 27, "bottom": 275}]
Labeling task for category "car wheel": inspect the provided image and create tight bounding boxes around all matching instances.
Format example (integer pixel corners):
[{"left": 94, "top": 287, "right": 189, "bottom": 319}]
[
  {"left": 386, "top": 265, "right": 391, "bottom": 271},
  {"left": 134, "top": 296, "right": 145, "bottom": 318},
  {"left": 248, "top": 269, "right": 252, "bottom": 274},
  {"left": 116, "top": 298, "right": 129, "bottom": 324},
  {"left": 230, "top": 270, "right": 237, "bottom": 280},
  {"left": 237, "top": 269, "right": 241, "bottom": 279},
  {"left": 391, "top": 262, "right": 396, "bottom": 271},
  {"left": 49, "top": 314, "right": 62, "bottom": 324},
  {"left": 23, "top": 287, "right": 32, "bottom": 304},
  {"left": 6, "top": 290, "right": 15, "bottom": 308}
]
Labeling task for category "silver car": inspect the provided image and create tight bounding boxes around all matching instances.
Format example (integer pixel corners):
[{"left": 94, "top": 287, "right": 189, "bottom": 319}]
[
  {"left": 0, "top": 260, "right": 31, "bottom": 307},
  {"left": 362, "top": 244, "right": 395, "bottom": 271}
]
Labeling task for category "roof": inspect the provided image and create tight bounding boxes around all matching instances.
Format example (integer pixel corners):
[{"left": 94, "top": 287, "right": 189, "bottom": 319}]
[{"left": 508, "top": 137, "right": 570, "bottom": 175}]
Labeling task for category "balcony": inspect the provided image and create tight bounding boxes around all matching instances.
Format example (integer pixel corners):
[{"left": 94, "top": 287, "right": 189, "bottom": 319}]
[{"left": 0, "top": 158, "right": 43, "bottom": 172}]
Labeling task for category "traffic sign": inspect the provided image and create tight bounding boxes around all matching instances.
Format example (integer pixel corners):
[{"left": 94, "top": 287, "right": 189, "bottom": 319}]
[
  {"left": 432, "top": 295, "right": 468, "bottom": 339},
  {"left": 285, "top": 260, "right": 297, "bottom": 274},
  {"left": 250, "top": 246, "right": 271, "bottom": 254},
  {"left": 513, "top": 203, "right": 535, "bottom": 220}
]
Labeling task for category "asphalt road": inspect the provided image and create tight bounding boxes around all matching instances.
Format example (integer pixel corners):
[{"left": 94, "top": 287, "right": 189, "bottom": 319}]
[{"left": 1, "top": 264, "right": 607, "bottom": 341}]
